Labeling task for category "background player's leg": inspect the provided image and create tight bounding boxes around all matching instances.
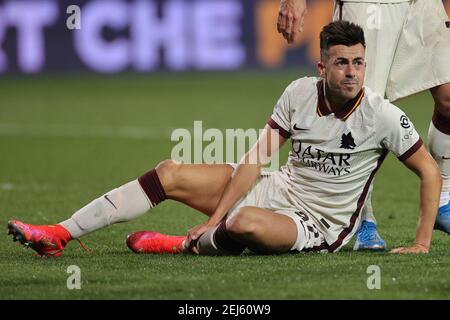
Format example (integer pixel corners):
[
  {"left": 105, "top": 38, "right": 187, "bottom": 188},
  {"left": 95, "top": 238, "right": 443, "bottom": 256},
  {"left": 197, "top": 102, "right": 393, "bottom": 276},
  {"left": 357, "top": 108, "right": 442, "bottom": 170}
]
[
  {"left": 61, "top": 160, "right": 233, "bottom": 238},
  {"left": 353, "top": 191, "right": 386, "bottom": 251},
  {"left": 429, "top": 83, "right": 450, "bottom": 233},
  {"left": 197, "top": 206, "right": 297, "bottom": 255}
]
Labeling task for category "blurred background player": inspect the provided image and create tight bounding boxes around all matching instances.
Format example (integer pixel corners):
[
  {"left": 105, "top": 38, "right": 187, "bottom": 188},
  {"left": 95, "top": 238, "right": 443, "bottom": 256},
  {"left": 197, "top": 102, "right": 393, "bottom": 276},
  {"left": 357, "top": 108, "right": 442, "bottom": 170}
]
[
  {"left": 7, "top": 21, "right": 441, "bottom": 257},
  {"left": 277, "top": 0, "right": 450, "bottom": 250}
]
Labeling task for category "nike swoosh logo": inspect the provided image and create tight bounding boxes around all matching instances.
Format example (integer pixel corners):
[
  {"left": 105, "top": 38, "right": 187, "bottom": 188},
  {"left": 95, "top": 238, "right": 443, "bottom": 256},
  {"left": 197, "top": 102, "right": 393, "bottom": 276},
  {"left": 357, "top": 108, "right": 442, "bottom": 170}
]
[
  {"left": 104, "top": 194, "right": 117, "bottom": 209},
  {"left": 443, "top": 156, "right": 450, "bottom": 160},
  {"left": 293, "top": 124, "right": 309, "bottom": 131}
]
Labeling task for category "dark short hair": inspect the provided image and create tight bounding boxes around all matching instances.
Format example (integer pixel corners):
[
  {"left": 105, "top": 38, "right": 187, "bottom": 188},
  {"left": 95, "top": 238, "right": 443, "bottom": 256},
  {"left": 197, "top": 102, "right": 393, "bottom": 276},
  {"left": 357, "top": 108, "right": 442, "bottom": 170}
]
[{"left": 320, "top": 21, "right": 365, "bottom": 60}]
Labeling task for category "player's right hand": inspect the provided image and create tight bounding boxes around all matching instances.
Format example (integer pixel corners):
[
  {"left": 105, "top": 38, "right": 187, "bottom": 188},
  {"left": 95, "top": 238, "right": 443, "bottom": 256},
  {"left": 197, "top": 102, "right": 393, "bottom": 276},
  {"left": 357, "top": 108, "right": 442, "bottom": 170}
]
[
  {"left": 277, "top": 0, "right": 307, "bottom": 44},
  {"left": 186, "top": 220, "right": 216, "bottom": 254}
]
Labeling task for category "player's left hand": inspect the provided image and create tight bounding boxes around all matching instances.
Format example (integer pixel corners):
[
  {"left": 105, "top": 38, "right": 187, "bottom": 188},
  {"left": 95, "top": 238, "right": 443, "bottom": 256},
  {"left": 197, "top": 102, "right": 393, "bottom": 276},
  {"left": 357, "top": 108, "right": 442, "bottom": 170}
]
[
  {"left": 186, "top": 220, "right": 216, "bottom": 254},
  {"left": 390, "top": 243, "right": 429, "bottom": 254}
]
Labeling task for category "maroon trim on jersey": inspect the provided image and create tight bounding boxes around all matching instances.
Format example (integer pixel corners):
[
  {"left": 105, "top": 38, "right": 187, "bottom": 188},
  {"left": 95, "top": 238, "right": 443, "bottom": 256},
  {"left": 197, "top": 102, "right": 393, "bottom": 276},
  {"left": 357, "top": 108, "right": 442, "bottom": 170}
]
[
  {"left": 316, "top": 80, "right": 365, "bottom": 120},
  {"left": 432, "top": 108, "right": 450, "bottom": 135},
  {"left": 138, "top": 169, "right": 167, "bottom": 206},
  {"left": 267, "top": 117, "right": 291, "bottom": 139},
  {"left": 327, "top": 149, "right": 389, "bottom": 253},
  {"left": 316, "top": 80, "right": 330, "bottom": 116},
  {"left": 398, "top": 138, "right": 424, "bottom": 162}
]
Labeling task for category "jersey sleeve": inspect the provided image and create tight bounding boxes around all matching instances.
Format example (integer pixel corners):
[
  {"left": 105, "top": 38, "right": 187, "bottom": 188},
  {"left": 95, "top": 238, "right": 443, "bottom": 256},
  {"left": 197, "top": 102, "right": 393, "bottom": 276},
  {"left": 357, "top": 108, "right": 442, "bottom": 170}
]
[
  {"left": 267, "top": 87, "right": 292, "bottom": 139},
  {"left": 377, "top": 102, "right": 423, "bottom": 161}
]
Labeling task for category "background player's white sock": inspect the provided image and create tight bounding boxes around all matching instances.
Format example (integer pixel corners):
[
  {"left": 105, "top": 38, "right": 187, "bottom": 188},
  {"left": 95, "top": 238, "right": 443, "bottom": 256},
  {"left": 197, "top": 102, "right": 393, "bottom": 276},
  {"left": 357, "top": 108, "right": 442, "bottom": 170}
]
[
  {"left": 440, "top": 179, "right": 450, "bottom": 208},
  {"left": 60, "top": 169, "right": 167, "bottom": 238},
  {"left": 360, "top": 185, "right": 377, "bottom": 224},
  {"left": 428, "top": 116, "right": 450, "bottom": 208}
]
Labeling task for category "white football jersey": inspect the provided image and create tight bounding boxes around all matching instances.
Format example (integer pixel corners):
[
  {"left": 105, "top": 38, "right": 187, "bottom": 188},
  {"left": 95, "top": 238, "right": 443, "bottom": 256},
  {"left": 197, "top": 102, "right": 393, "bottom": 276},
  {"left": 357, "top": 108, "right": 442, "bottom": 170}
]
[{"left": 268, "top": 77, "right": 422, "bottom": 251}]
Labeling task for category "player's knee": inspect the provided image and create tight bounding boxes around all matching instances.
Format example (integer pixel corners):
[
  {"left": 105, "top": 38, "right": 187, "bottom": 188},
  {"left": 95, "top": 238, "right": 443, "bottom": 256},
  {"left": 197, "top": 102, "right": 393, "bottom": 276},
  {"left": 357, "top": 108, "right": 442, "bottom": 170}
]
[
  {"left": 226, "top": 207, "right": 260, "bottom": 236},
  {"left": 436, "top": 102, "right": 450, "bottom": 119},
  {"left": 433, "top": 87, "right": 450, "bottom": 118},
  {"left": 155, "top": 159, "right": 182, "bottom": 191}
]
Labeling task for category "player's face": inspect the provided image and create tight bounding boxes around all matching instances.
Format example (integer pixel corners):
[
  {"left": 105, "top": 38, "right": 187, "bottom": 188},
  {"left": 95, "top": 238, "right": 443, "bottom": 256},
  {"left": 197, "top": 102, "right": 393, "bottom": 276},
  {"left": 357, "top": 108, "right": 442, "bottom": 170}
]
[{"left": 318, "top": 44, "right": 366, "bottom": 101}]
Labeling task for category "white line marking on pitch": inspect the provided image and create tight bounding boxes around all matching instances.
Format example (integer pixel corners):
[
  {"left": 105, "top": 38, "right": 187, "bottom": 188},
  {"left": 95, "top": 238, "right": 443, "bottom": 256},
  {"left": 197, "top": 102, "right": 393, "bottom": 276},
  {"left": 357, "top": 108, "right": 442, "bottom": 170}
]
[
  {"left": 0, "top": 183, "right": 15, "bottom": 191},
  {"left": 0, "top": 124, "right": 173, "bottom": 140}
]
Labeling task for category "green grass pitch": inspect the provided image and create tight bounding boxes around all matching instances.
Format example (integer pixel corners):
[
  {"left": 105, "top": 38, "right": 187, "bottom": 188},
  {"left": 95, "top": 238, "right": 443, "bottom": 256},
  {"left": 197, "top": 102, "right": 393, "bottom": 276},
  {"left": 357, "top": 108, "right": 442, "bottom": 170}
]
[{"left": 0, "top": 72, "right": 449, "bottom": 299}]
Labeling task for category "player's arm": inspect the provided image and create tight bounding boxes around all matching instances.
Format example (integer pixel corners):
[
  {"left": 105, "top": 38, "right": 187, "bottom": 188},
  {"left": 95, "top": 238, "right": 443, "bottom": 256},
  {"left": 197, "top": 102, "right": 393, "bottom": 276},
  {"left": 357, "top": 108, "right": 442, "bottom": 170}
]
[
  {"left": 277, "top": 0, "right": 307, "bottom": 43},
  {"left": 207, "top": 124, "right": 287, "bottom": 225},
  {"left": 391, "top": 145, "right": 442, "bottom": 254},
  {"left": 186, "top": 124, "right": 287, "bottom": 251}
]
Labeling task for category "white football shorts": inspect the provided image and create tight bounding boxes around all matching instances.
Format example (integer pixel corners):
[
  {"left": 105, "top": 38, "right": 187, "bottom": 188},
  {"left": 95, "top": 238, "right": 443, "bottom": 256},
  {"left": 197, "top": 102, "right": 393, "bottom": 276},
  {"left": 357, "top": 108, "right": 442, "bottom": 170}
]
[
  {"left": 225, "top": 166, "right": 327, "bottom": 253},
  {"left": 334, "top": 0, "right": 450, "bottom": 101}
]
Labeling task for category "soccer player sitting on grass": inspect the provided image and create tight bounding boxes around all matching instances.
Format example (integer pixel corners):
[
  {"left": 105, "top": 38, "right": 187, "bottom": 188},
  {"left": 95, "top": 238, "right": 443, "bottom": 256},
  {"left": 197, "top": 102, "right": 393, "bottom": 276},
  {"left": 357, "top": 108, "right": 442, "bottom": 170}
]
[{"left": 8, "top": 21, "right": 441, "bottom": 256}]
